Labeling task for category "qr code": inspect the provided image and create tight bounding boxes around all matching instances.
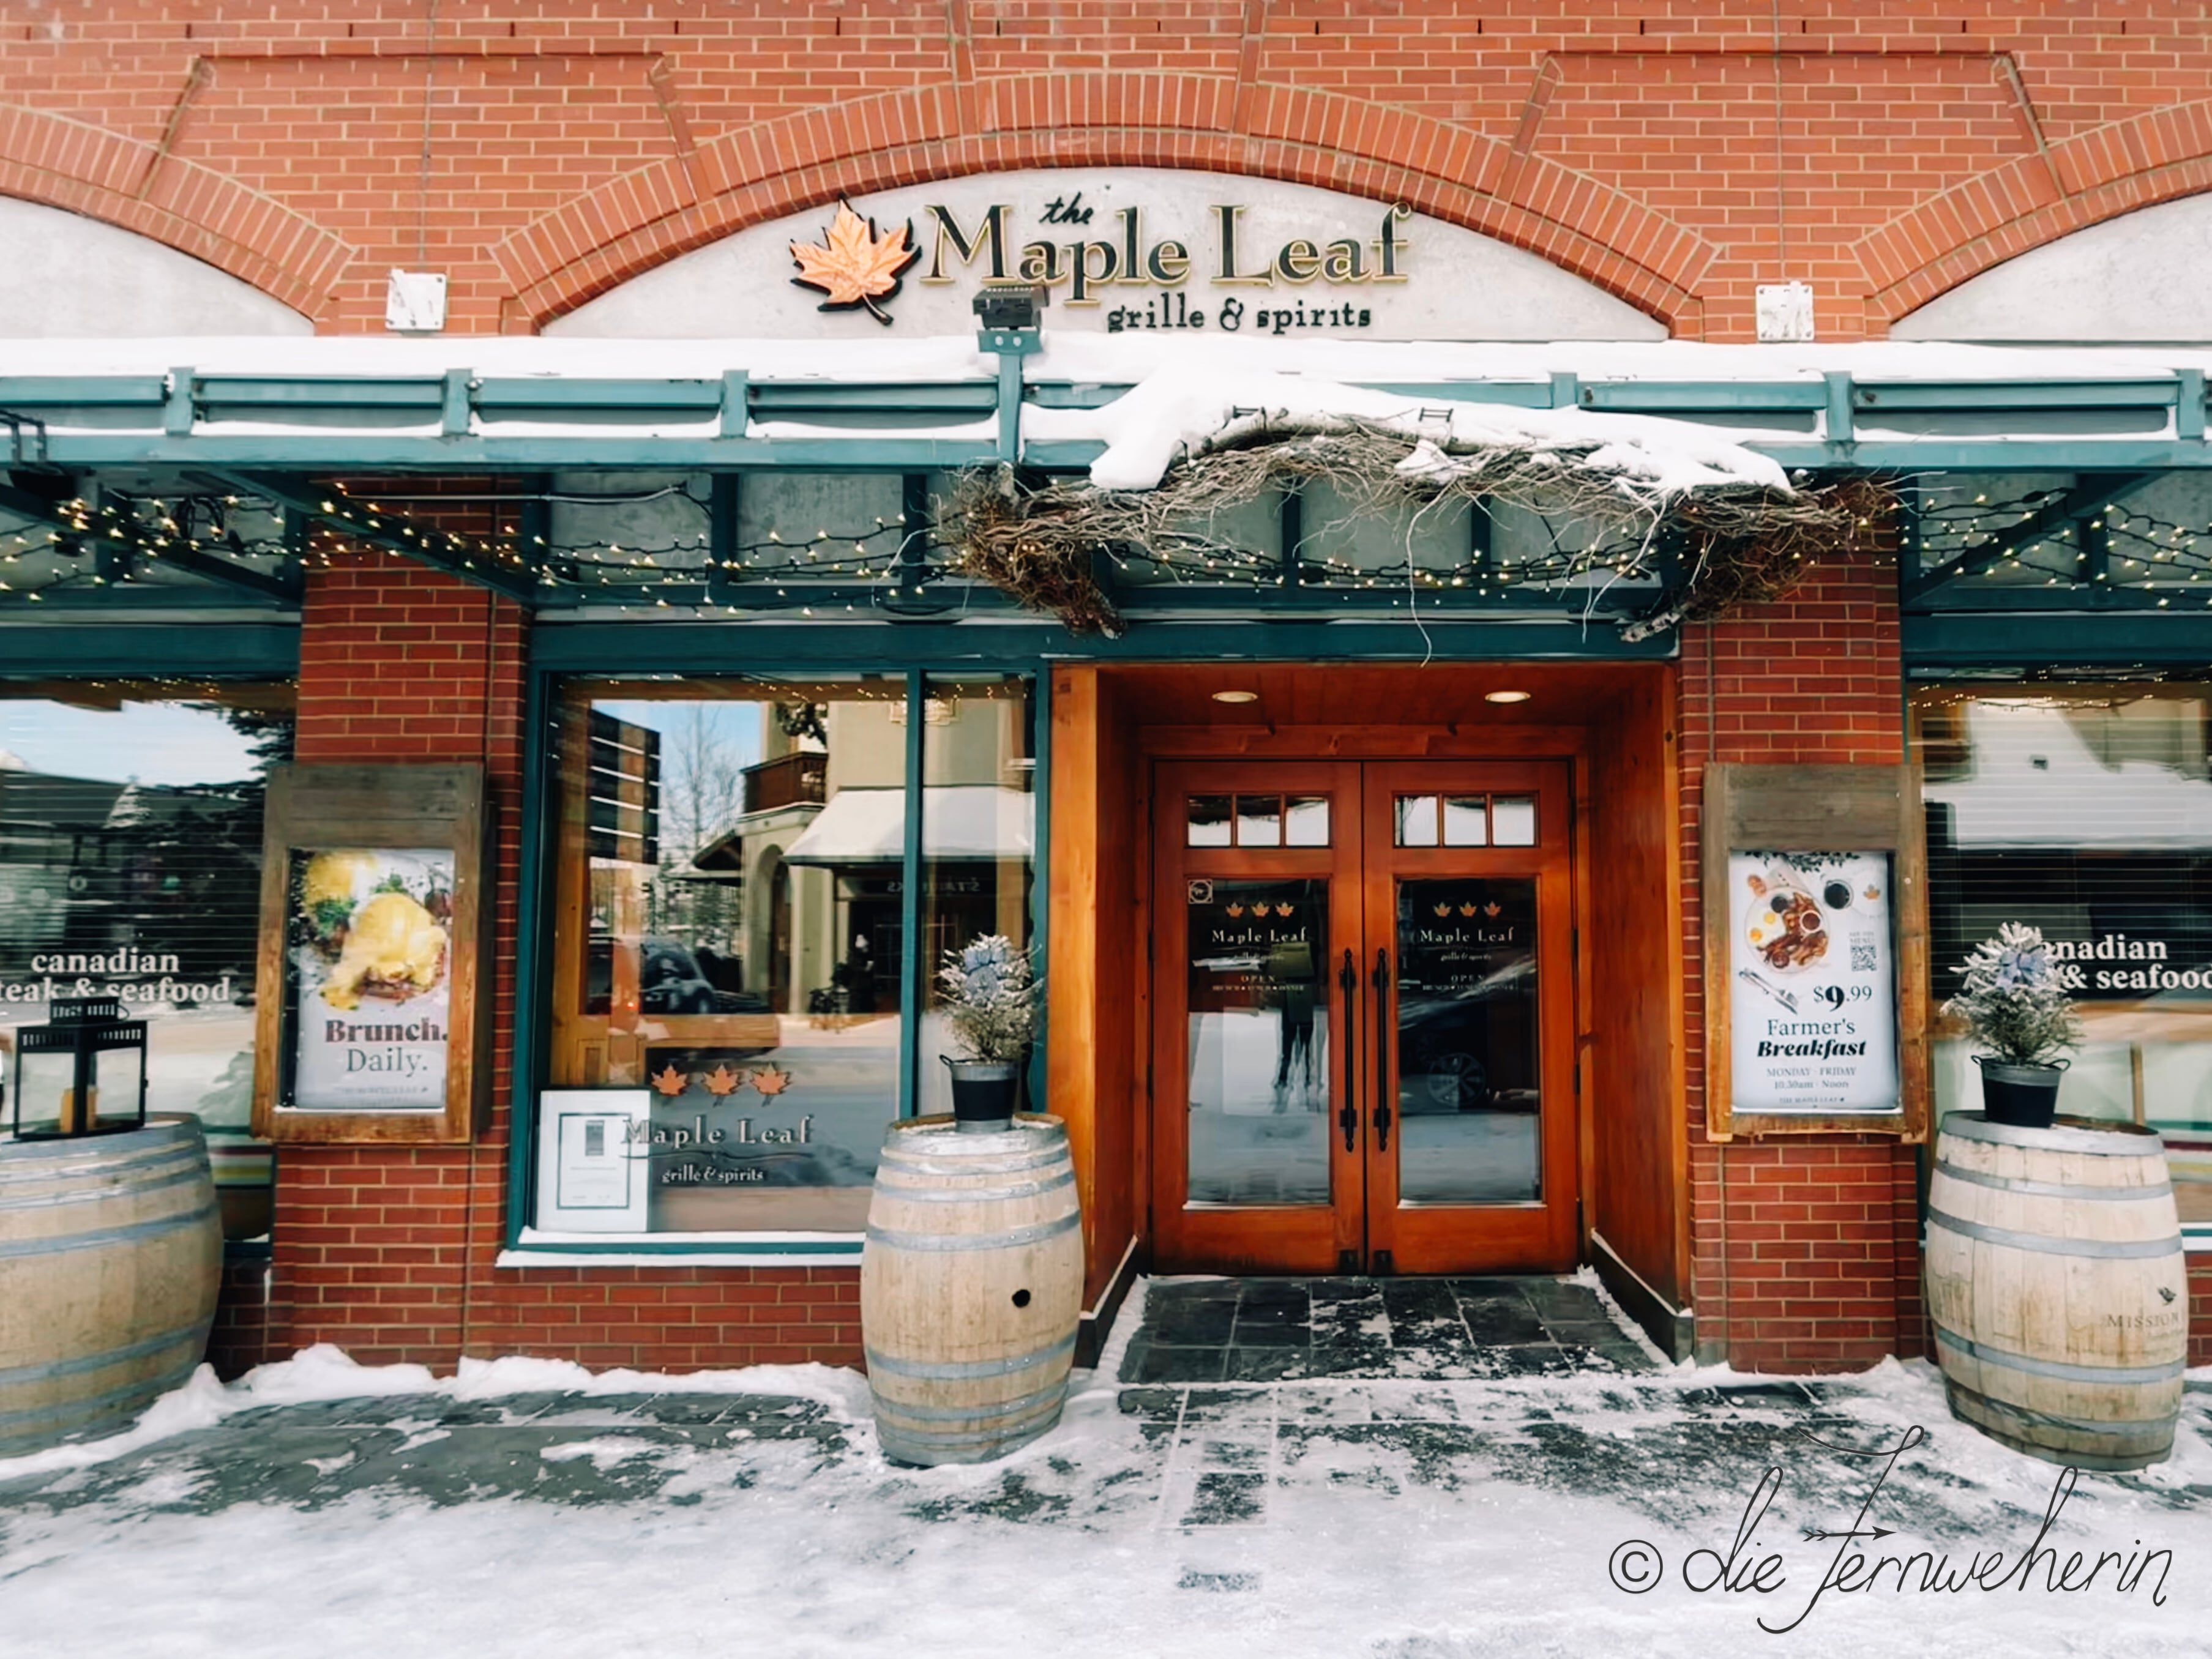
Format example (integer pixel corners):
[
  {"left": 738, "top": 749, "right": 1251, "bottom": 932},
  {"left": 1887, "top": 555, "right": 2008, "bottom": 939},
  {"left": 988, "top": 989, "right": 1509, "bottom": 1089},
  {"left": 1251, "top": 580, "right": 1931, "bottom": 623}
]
[{"left": 1850, "top": 942, "right": 1877, "bottom": 972}]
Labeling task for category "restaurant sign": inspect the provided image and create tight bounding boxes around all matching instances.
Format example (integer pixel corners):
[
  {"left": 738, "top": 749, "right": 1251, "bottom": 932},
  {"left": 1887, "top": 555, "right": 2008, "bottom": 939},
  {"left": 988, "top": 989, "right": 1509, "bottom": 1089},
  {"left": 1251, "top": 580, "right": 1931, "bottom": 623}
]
[
  {"left": 548, "top": 168, "right": 1665, "bottom": 342},
  {"left": 1727, "top": 852, "right": 1900, "bottom": 1116}
]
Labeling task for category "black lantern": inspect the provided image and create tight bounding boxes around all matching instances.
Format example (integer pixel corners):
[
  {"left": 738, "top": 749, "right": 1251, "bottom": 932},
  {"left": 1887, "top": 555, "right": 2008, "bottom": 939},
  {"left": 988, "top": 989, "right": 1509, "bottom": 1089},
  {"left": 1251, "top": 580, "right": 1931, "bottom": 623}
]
[
  {"left": 972, "top": 281, "right": 1048, "bottom": 332},
  {"left": 7, "top": 997, "right": 148, "bottom": 1140}
]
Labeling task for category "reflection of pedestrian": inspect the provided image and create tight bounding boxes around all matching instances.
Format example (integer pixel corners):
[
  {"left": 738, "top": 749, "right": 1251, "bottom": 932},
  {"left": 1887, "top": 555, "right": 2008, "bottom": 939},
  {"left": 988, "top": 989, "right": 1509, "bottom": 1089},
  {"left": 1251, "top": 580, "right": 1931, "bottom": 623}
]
[
  {"left": 836, "top": 933, "right": 876, "bottom": 1013},
  {"left": 1268, "top": 937, "right": 1316, "bottom": 1102}
]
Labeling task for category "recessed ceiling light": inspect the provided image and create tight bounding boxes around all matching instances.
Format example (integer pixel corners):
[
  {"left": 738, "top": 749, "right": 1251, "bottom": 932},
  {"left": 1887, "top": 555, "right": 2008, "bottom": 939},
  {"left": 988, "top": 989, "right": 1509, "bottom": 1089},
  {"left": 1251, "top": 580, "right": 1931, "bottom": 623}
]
[
  {"left": 1211, "top": 690, "right": 1260, "bottom": 704},
  {"left": 1484, "top": 690, "right": 1533, "bottom": 704}
]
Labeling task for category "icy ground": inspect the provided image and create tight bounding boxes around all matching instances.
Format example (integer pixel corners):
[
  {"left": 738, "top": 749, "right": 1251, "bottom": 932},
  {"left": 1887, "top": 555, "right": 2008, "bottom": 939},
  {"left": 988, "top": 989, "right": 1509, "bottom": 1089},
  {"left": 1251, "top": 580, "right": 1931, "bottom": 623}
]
[{"left": 1, "top": 1277, "right": 2207, "bottom": 1659}]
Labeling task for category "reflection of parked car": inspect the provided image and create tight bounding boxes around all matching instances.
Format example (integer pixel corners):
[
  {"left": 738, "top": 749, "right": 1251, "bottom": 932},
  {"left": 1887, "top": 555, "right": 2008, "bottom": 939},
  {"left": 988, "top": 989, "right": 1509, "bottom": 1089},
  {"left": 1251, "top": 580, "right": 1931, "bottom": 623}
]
[
  {"left": 588, "top": 936, "right": 769, "bottom": 1016},
  {"left": 1397, "top": 959, "right": 1538, "bottom": 1114}
]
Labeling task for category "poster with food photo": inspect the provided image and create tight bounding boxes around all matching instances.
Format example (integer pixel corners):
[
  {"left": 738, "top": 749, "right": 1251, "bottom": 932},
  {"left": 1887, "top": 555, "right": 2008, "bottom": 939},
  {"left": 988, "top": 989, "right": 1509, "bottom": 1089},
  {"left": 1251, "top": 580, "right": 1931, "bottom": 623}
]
[
  {"left": 1727, "top": 851, "right": 1899, "bottom": 1114},
  {"left": 288, "top": 848, "right": 453, "bottom": 1111}
]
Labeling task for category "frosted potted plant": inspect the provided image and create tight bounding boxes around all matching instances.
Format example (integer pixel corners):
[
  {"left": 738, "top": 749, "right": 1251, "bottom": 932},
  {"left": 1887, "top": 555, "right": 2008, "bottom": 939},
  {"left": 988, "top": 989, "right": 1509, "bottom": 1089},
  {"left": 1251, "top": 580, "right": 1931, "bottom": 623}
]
[
  {"left": 1941, "top": 922, "right": 2085, "bottom": 1128},
  {"left": 937, "top": 934, "right": 1040, "bottom": 1131}
]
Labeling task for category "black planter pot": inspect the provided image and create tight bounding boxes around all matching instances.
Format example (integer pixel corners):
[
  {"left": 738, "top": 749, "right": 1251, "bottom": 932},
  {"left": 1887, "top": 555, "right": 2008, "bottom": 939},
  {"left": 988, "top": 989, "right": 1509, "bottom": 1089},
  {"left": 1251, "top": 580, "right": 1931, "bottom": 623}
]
[
  {"left": 1975, "top": 1056, "right": 2064, "bottom": 1128},
  {"left": 943, "top": 1058, "right": 1022, "bottom": 1131}
]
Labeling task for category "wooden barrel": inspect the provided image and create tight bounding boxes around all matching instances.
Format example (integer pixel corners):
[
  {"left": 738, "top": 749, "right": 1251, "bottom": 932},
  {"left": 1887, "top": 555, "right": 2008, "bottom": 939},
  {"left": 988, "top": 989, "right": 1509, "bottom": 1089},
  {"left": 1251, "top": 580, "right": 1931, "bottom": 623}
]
[
  {"left": 0, "top": 1116, "right": 222, "bottom": 1456},
  {"left": 861, "top": 1113, "right": 1083, "bottom": 1467},
  {"left": 1926, "top": 1111, "right": 2189, "bottom": 1471}
]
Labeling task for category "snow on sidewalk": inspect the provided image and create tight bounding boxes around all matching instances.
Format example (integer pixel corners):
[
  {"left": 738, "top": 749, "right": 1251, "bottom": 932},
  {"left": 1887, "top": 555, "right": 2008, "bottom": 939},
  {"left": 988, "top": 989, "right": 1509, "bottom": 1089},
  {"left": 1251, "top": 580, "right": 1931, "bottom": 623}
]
[{"left": 0, "top": 1300, "right": 2207, "bottom": 1658}]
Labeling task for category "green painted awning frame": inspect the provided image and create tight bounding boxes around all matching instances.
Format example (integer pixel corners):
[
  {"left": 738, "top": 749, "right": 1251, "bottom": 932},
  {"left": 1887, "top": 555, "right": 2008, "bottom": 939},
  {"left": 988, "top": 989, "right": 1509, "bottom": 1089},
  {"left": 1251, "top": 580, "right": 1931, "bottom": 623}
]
[
  {"left": 1, "top": 359, "right": 2207, "bottom": 472},
  {"left": 9, "top": 348, "right": 2212, "bottom": 657}
]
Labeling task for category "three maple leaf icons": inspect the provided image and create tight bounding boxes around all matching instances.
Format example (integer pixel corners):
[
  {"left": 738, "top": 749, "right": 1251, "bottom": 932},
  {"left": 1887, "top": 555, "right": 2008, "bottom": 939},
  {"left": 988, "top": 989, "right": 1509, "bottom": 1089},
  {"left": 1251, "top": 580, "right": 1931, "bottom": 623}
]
[
  {"left": 649, "top": 1062, "right": 794, "bottom": 1099},
  {"left": 790, "top": 199, "right": 919, "bottom": 326}
]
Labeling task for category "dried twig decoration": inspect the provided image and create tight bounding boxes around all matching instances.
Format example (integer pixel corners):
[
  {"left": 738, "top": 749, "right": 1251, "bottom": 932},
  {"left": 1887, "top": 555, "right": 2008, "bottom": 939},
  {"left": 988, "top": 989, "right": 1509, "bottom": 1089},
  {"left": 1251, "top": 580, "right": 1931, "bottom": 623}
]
[{"left": 938, "top": 414, "right": 1887, "bottom": 638}]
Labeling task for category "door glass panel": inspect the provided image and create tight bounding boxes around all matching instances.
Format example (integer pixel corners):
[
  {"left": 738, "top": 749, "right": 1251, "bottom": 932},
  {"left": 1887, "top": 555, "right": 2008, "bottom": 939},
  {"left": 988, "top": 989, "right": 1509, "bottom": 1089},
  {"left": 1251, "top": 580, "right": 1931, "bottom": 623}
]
[
  {"left": 1394, "top": 878, "right": 1540, "bottom": 1203},
  {"left": 1491, "top": 796, "right": 1538, "bottom": 846},
  {"left": 1442, "top": 796, "right": 1489, "bottom": 846},
  {"left": 1188, "top": 794, "right": 1233, "bottom": 846},
  {"left": 1185, "top": 878, "right": 1331, "bottom": 1205},
  {"left": 1235, "top": 795, "right": 1283, "bottom": 847},
  {"left": 1395, "top": 794, "right": 1440, "bottom": 846},
  {"left": 1284, "top": 794, "right": 1330, "bottom": 846}
]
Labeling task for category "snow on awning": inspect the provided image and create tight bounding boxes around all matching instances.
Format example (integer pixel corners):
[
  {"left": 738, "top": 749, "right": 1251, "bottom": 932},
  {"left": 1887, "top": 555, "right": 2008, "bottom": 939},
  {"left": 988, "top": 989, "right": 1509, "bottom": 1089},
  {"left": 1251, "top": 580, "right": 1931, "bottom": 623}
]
[
  {"left": 781, "top": 786, "right": 1034, "bottom": 867},
  {"left": 1022, "top": 361, "right": 1793, "bottom": 493}
]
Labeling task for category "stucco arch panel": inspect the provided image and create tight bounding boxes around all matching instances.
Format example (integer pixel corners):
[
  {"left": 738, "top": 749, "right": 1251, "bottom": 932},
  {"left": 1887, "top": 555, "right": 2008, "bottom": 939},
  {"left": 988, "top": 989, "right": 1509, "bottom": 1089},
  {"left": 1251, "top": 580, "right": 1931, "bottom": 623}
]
[
  {"left": 0, "top": 195, "right": 310, "bottom": 337},
  {"left": 1893, "top": 189, "right": 2212, "bottom": 342}
]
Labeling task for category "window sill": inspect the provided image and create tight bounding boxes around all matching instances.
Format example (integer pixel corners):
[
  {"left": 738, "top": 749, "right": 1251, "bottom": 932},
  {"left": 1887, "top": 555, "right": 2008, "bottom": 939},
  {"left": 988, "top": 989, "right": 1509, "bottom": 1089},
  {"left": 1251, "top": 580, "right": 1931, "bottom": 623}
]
[{"left": 499, "top": 1226, "right": 862, "bottom": 1269}]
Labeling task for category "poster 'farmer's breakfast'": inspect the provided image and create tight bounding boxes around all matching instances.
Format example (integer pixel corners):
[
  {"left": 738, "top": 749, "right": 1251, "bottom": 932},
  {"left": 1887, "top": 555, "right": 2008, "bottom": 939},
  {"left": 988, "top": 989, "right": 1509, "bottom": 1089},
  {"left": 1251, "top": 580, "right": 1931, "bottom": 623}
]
[
  {"left": 288, "top": 848, "right": 453, "bottom": 1111},
  {"left": 1727, "top": 851, "right": 1899, "bottom": 1115}
]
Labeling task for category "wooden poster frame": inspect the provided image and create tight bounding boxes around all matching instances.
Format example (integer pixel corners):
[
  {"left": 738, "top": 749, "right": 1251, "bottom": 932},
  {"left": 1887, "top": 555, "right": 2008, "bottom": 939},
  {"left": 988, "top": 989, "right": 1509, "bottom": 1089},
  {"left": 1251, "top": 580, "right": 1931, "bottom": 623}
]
[
  {"left": 1702, "top": 762, "right": 1930, "bottom": 1143},
  {"left": 251, "top": 763, "right": 490, "bottom": 1145}
]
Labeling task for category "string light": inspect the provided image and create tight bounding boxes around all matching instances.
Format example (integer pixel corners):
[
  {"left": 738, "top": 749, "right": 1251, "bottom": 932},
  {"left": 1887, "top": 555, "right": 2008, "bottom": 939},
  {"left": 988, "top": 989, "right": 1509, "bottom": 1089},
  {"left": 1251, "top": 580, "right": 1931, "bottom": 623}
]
[{"left": 8, "top": 475, "right": 2212, "bottom": 616}]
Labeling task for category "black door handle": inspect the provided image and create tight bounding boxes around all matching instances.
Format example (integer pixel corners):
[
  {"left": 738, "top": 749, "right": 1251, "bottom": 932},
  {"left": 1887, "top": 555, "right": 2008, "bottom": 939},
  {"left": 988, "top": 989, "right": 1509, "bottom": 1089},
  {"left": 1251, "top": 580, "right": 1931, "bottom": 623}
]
[
  {"left": 1337, "top": 947, "right": 1359, "bottom": 1153},
  {"left": 1371, "top": 946, "right": 1393, "bottom": 1154}
]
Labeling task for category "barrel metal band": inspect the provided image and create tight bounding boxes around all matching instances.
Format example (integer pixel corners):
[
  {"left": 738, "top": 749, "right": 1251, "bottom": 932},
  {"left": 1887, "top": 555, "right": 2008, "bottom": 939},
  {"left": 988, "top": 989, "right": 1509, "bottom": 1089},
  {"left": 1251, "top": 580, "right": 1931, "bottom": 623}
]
[
  {"left": 0, "top": 1319, "right": 214, "bottom": 1386},
  {"left": 864, "top": 1332, "right": 1077, "bottom": 1381},
  {"left": 0, "top": 1160, "right": 209, "bottom": 1211},
  {"left": 872, "top": 1171, "right": 1076, "bottom": 1204},
  {"left": 0, "top": 1330, "right": 209, "bottom": 1434},
  {"left": 876, "top": 1159, "right": 1066, "bottom": 1185},
  {"left": 0, "top": 1124, "right": 201, "bottom": 1165},
  {"left": 871, "top": 1381, "right": 1067, "bottom": 1425},
  {"left": 1926, "top": 1207, "right": 2180, "bottom": 1259},
  {"left": 1933, "top": 1163, "right": 2173, "bottom": 1203},
  {"left": 0, "top": 1199, "right": 218, "bottom": 1259},
  {"left": 1934, "top": 1324, "right": 2186, "bottom": 1386},
  {"left": 1941, "top": 1116, "right": 2164, "bottom": 1157},
  {"left": 864, "top": 1209, "right": 1080, "bottom": 1253}
]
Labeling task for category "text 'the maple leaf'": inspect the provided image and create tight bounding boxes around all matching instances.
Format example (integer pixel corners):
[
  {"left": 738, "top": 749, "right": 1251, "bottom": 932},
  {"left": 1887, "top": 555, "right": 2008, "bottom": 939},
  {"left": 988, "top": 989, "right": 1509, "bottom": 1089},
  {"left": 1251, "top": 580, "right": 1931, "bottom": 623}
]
[{"left": 789, "top": 201, "right": 920, "bottom": 326}]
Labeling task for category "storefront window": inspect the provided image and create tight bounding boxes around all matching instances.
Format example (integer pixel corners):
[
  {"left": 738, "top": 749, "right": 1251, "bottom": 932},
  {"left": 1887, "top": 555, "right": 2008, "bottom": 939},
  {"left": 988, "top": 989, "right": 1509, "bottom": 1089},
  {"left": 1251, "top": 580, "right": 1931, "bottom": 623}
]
[
  {"left": 1918, "top": 687, "right": 2212, "bottom": 1225},
  {"left": 539, "top": 672, "right": 1038, "bottom": 1236},
  {"left": 917, "top": 676, "right": 1036, "bottom": 1117},
  {"left": 0, "top": 684, "right": 293, "bottom": 1146}
]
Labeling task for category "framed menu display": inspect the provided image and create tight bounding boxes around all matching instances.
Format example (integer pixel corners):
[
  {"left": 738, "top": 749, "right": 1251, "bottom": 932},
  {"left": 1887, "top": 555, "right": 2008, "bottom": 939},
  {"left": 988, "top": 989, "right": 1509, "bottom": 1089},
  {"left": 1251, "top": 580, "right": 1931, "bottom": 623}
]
[
  {"left": 1703, "top": 765, "right": 1929, "bottom": 1141},
  {"left": 252, "top": 764, "right": 489, "bottom": 1144}
]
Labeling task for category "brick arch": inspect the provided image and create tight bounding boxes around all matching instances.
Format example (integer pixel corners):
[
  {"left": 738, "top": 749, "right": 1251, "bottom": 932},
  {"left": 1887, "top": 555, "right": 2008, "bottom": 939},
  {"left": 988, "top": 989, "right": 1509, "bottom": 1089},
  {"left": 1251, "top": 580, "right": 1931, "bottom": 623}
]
[
  {"left": 491, "top": 73, "right": 1717, "bottom": 335},
  {"left": 0, "top": 102, "right": 351, "bottom": 320},
  {"left": 1858, "top": 99, "right": 2212, "bottom": 328}
]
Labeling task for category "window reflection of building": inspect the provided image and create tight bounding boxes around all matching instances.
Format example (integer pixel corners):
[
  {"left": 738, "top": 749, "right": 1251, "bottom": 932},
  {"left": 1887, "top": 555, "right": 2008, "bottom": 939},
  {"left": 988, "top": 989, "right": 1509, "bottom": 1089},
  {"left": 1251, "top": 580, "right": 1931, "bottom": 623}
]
[
  {"left": 0, "top": 690, "right": 293, "bottom": 1237},
  {"left": 1920, "top": 689, "right": 2212, "bottom": 1226},
  {"left": 546, "top": 676, "right": 1034, "bottom": 1232}
]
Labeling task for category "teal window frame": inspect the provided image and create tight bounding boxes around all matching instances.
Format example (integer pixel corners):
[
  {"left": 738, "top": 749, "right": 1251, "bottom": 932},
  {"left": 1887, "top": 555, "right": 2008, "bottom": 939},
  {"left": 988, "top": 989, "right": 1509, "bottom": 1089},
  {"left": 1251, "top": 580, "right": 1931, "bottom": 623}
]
[{"left": 503, "top": 639, "right": 1050, "bottom": 1259}]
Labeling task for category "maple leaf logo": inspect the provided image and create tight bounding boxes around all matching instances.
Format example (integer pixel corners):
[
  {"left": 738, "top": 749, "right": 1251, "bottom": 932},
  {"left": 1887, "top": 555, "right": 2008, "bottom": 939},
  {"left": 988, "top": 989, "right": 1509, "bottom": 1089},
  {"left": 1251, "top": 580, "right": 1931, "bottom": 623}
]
[
  {"left": 649, "top": 1064, "right": 689, "bottom": 1098},
  {"left": 789, "top": 199, "right": 919, "bottom": 326},
  {"left": 702, "top": 1063, "right": 748, "bottom": 1098},
  {"left": 752, "top": 1066, "right": 793, "bottom": 1098}
]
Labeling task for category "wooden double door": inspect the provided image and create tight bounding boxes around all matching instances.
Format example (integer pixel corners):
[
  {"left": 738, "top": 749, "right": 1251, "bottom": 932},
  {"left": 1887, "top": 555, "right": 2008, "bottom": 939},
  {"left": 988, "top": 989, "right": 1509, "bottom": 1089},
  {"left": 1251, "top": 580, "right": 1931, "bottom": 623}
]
[{"left": 1151, "top": 759, "right": 1579, "bottom": 1276}]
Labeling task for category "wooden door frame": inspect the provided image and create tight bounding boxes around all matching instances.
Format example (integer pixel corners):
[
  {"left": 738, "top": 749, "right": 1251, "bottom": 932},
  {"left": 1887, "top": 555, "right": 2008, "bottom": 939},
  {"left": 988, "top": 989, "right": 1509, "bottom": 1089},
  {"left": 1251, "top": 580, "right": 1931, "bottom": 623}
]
[
  {"left": 1148, "top": 759, "right": 1365, "bottom": 1273},
  {"left": 1358, "top": 758, "right": 1580, "bottom": 1273},
  {"left": 1134, "top": 722, "right": 1594, "bottom": 1276}
]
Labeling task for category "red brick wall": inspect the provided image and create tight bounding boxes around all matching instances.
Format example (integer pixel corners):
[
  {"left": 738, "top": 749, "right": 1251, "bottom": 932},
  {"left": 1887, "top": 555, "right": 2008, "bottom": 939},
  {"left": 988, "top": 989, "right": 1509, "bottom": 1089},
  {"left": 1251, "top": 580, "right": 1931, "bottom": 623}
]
[
  {"left": 256, "top": 555, "right": 863, "bottom": 1371},
  {"left": 1679, "top": 551, "right": 1927, "bottom": 1371},
  {"left": 9, "top": 4, "right": 2212, "bottom": 339}
]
